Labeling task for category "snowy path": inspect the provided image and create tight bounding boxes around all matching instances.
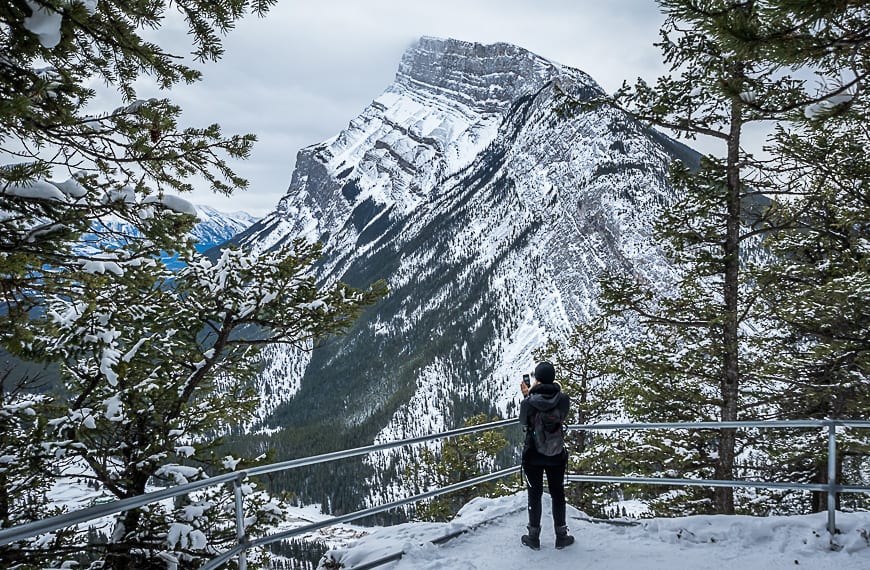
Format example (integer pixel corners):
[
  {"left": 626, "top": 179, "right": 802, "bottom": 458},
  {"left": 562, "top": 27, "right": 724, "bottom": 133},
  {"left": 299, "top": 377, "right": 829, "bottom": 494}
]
[{"left": 321, "top": 494, "right": 870, "bottom": 570}]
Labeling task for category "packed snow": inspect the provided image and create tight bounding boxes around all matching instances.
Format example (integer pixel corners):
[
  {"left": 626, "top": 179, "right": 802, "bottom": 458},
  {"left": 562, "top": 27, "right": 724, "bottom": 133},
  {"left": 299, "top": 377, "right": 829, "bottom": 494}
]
[{"left": 317, "top": 493, "right": 870, "bottom": 570}]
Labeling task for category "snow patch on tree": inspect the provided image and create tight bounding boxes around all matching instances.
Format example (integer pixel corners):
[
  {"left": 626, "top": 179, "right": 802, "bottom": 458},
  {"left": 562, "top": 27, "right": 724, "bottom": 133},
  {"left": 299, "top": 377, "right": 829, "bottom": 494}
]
[
  {"left": 23, "top": 0, "right": 63, "bottom": 48},
  {"left": 804, "top": 93, "right": 854, "bottom": 119},
  {"left": 3, "top": 179, "right": 68, "bottom": 202},
  {"left": 143, "top": 194, "right": 197, "bottom": 216}
]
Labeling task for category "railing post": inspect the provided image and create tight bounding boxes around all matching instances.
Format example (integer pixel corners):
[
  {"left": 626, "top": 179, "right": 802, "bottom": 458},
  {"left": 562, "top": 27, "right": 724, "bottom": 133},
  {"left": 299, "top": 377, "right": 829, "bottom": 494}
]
[
  {"left": 826, "top": 420, "right": 837, "bottom": 536},
  {"left": 233, "top": 474, "right": 248, "bottom": 570}
]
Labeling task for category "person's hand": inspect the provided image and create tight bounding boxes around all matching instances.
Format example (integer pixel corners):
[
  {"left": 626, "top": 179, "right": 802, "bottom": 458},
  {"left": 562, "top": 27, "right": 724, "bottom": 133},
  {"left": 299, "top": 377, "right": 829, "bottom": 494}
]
[{"left": 520, "top": 379, "right": 530, "bottom": 397}]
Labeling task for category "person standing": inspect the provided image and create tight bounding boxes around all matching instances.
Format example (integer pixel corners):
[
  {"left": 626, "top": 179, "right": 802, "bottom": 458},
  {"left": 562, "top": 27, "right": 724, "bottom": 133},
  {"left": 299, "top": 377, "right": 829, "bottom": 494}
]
[{"left": 518, "top": 360, "right": 574, "bottom": 550}]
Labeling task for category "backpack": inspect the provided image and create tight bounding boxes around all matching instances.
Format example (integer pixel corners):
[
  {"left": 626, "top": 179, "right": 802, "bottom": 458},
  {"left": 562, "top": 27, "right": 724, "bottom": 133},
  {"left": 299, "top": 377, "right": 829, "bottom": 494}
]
[{"left": 530, "top": 407, "right": 565, "bottom": 456}]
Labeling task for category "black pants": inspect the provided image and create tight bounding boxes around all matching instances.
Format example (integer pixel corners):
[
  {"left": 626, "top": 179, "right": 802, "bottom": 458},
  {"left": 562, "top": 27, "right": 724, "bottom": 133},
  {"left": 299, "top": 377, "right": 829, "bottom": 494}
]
[{"left": 523, "top": 460, "right": 567, "bottom": 529}]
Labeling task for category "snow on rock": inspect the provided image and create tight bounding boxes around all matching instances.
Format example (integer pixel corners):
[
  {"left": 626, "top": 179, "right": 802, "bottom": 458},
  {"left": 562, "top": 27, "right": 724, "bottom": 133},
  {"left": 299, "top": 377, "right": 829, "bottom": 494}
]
[{"left": 238, "top": 36, "right": 595, "bottom": 269}]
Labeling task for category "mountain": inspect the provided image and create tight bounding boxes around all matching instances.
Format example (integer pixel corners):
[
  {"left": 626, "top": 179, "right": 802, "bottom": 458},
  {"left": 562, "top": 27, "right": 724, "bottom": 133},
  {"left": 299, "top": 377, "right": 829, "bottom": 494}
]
[
  {"left": 80, "top": 205, "right": 259, "bottom": 256},
  {"left": 234, "top": 37, "right": 694, "bottom": 510},
  {"left": 189, "top": 205, "right": 259, "bottom": 252}
]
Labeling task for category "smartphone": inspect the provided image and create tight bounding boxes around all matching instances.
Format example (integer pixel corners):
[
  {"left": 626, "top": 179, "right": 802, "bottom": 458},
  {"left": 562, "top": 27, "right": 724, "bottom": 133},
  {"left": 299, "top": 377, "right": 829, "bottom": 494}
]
[{"left": 522, "top": 373, "right": 530, "bottom": 387}]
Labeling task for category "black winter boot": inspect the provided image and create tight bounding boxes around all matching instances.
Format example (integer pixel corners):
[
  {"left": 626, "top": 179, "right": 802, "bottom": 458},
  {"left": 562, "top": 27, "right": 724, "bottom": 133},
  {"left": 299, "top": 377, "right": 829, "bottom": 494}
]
[
  {"left": 555, "top": 525, "right": 575, "bottom": 549},
  {"left": 521, "top": 525, "right": 541, "bottom": 550}
]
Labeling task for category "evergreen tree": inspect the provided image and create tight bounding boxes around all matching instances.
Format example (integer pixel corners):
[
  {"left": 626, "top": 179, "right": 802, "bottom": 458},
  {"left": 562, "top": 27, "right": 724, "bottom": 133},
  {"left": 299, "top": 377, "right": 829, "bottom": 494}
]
[
  {"left": 406, "top": 414, "right": 510, "bottom": 522},
  {"left": 268, "top": 537, "right": 329, "bottom": 570},
  {"left": 0, "top": 1, "right": 388, "bottom": 567},
  {"left": 534, "top": 318, "right": 634, "bottom": 517},
  {"left": 733, "top": 0, "right": 870, "bottom": 514},
  {"left": 1, "top": 0, "right": 274, "bottom": 344},
  {"left": 564, "top": 1, "right": 870, "bottom": 516},
  {"left": 18, "top": 239, "right": 382, "bottom": 568},
  {"left": 0, "top": 368, "right": 81, "bottom": 561},
  {"left": 750, "top": 125, "right": 870, "bottom": 513},
  {"left": 570, "top": 0, "right": 804, "bottom": 515}
]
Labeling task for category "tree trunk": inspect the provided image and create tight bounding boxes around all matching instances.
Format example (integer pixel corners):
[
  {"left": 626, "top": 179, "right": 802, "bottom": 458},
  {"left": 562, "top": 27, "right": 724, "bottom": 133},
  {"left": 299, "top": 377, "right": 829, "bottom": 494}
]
[
  {"left": 105, "top": 445, "right": 152, "bottom": 568},
  {"left": 715, "top": 81, "right": 745, "bottom": 516},
  {"left": 811, "top": 456, "right": 842, "bottom": 513},
  {"left": 0, "top": 471, "right": 8, "bottom": 527}
]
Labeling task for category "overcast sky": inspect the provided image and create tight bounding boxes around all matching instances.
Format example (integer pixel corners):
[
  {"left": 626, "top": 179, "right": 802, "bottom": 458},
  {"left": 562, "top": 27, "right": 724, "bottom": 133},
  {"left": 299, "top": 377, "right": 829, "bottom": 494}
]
[{"left": 161, "top": 1, "right": 671, "bottom": 216}]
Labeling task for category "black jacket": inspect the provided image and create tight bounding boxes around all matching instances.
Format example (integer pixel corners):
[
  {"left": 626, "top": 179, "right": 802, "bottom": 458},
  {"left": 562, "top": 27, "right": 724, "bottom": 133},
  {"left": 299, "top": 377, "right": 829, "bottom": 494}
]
[{"left": 519, "top": 382, "right": 570, "bottom": 465}]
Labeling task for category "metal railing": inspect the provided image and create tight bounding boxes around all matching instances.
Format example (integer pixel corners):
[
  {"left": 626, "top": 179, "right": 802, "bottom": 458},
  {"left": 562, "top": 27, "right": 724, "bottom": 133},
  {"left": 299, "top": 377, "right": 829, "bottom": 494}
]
[
  {"left": 2, "top": 418, "right": 869, "bottom": 568},
  {"left": 0, "top": 418, "right": 519, "bottom": 569},
  {"left": 564, "top": 419, "right": 870, "bottom": 536}
]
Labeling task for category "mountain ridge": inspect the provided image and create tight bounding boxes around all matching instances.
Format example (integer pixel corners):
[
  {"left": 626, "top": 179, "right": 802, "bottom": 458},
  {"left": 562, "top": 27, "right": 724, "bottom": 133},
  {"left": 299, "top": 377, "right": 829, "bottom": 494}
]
[
  {"left": 233, "top": 38, "right": 603, "bottom": 258},
  {"left": 79, "top": 204, "right": 259, "bottom": 257}
]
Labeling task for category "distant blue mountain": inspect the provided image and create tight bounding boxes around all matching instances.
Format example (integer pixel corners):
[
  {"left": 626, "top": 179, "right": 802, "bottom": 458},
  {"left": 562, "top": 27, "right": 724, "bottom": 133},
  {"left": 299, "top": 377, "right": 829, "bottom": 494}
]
[
  {"left": 188, "top": 205, "right": 260, "bottom": 252},
  {"left": 79, "top": 205, "right": 259, "bottom": 269}
]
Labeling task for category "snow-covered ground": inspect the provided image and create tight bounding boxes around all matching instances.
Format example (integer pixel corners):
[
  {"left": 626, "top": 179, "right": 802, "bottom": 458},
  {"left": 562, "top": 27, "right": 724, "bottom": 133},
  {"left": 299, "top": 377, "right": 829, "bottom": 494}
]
[{"left": 318, "top": 493, "right": 870, "bottom": 569}]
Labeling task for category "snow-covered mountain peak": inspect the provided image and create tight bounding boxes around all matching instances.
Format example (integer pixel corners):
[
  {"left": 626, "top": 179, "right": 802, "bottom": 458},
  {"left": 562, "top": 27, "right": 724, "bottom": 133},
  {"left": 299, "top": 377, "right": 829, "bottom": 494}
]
[
  {"left": 195, "top": 204, "right": 258, "bottom": 225},
  {"left": 242, "top": 37, "right": 607, "bottom": 257},
  {"left": 189, "top": 205, "right": 259, "bottom": 251},
  {"left": 78, "top": 205, "right": 258, "bottom": 260},
  {"left": 395, "top": 36, "right": 599, "bottom": 114}
]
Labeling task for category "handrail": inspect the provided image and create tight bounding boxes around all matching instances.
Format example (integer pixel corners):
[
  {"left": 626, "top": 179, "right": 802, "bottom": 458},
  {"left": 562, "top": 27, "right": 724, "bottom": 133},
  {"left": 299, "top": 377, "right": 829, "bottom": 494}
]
[
  {"left": 200, "top": 465, "right": 522, "bottom": 570},
  {"left": 562, "top": 418, "right": 870, "bottom": 536},
  {"left": 565, "top": 419, "right": 870, "bottom": 430},
  {"left": 0, "top": 417, "right": 519, "bottom": 548},
  {"left": 2, "top": 417, "right": 868, "bottom": 569},
  {"left": 245, "top": 417, "right": 519, "bottom": 478},
  {"left": 567, "top": 475, "right": 869, "bottom": 494}
]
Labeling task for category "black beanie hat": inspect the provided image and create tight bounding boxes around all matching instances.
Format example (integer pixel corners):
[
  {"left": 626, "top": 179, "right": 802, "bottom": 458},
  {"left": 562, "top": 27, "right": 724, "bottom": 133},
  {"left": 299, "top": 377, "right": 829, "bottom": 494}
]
[{"left": 534, "top": 361, "right": 556, "bottom": 384}]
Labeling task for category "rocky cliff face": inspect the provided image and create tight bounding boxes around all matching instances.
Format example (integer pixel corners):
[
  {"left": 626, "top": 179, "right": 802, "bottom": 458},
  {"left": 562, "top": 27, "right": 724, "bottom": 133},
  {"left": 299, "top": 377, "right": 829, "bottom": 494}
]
[
  {"left": 235, "top": 37, "right": 693, "bottom": 509},
  {"left": 238, "top": 37, "right": 601, "bottom": 260}
]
